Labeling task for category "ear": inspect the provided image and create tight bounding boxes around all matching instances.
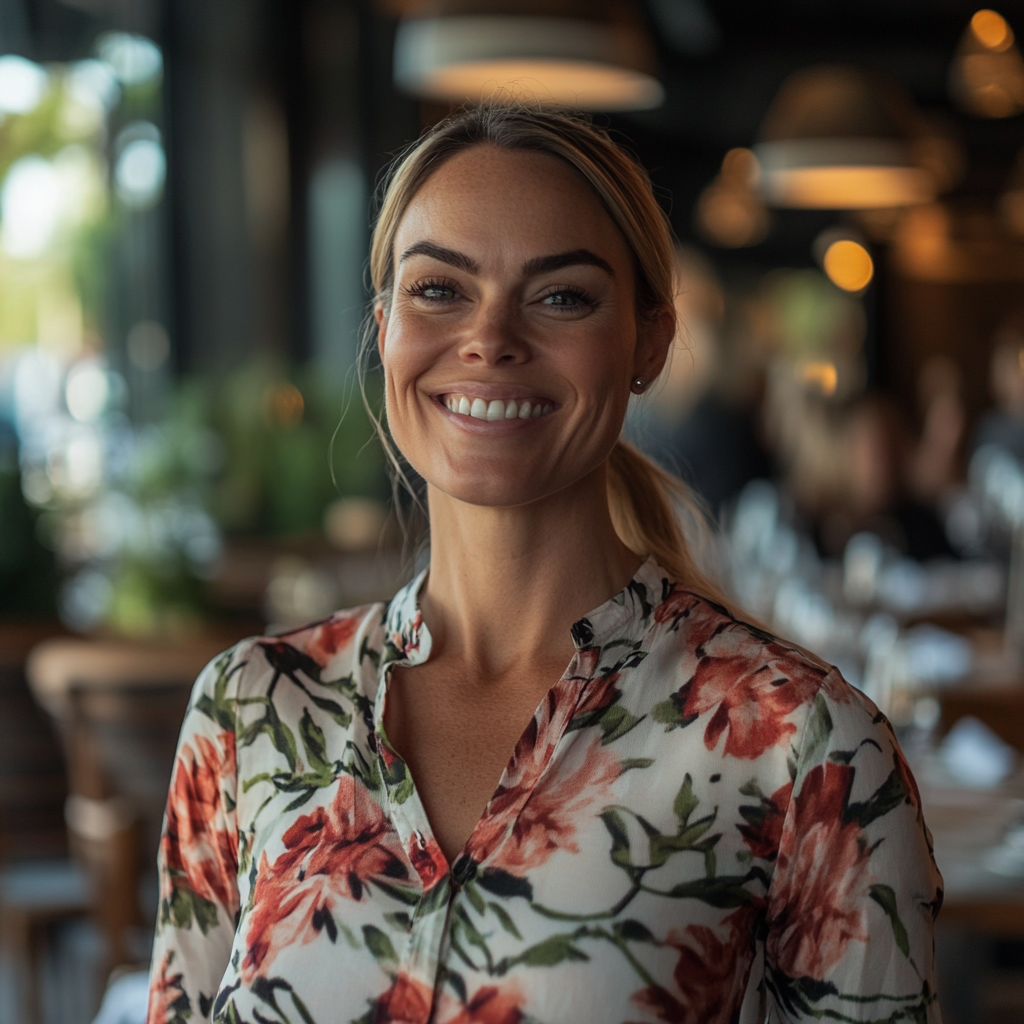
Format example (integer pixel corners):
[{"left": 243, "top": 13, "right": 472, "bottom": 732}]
[
  {"left": 632, "top": 305, "right": 676, "bottom": 385},
  {"left": 374, "top": 302, "right": 387, "bottom": 362}
]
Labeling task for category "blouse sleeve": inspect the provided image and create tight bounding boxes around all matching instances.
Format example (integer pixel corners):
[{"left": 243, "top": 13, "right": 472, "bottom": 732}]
[
  {"left": 147, "top": 642, "right": 249, "bottom": 1024},
  {"left": 764, "top": 669, "right": 944, "bottom": 1023}
]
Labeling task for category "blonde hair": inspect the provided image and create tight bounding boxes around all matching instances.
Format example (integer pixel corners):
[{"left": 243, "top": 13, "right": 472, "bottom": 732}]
[{"left": 361, "top": 103, "right": 731, "bottom": 608}]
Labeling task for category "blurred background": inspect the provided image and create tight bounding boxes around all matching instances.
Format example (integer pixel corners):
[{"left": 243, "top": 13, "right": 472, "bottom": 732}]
[{"left": 0, "top": 1, "right": 1023, "bottom": 1021}]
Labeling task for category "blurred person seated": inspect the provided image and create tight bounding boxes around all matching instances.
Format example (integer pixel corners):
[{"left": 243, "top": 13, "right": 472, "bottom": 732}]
[
  {"left": 818, "top": 394, "right": 957, "bottom": 560},
  {"left": 974, "top": 315, "right": 1024, "bottom": 460},
  {"left": 626, "top": 248, "right": 771, "bottom": 516}
]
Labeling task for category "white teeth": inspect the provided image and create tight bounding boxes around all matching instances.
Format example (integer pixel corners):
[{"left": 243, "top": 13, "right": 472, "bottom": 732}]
[{"left": 445, "top": 394, "right": 553, "bottom": 420}]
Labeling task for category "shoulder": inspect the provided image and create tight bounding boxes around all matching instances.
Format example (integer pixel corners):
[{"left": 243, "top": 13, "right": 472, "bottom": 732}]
[
  {"left": 646, "top": 579, "right": 859, "bottom": 760},
  {"left": 652, "top": 579, "right": 833, "bottom": 683},
  {"left": 192, "top": 601, "right": 389, "bottom": 708}
]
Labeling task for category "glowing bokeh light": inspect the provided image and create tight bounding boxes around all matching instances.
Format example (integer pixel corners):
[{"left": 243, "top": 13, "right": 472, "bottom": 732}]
[
  {"left": 97, "top": 33, "right": 163, "bottom": 86},
  {"left": 800, "top": 360, "right": 839, "bottom": 396},
  {"left": 823, "top": 239, "right": 875, "bottom": 291},
  {"left": 115, "top": 137, "right": 166, "bottom": 208},
  {"left": 0, "top": 156, "right": 62, "bottom": 258},
  {"left": 972, "top": 9, "right": 1014, "bottom": 51},
  {"left": 66, "top": 362, "right": 110, "bottom": 422},
  {"left": 67, "top": 60, "right": 120, "bottom": 112},
  {"left": 0, "top": 55, "right": 48, "bottom": 114}
]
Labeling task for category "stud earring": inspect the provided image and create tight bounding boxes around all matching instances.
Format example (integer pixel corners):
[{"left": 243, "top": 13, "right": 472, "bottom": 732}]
[{"left": 632, "top": 378, "right": 646, "bottom": 393}]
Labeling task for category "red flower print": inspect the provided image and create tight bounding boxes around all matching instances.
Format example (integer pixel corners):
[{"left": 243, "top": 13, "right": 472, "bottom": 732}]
[
  {"left": 243, "top": 774, "right": 409, "bottom": 979},
  {"left": 767, "top": 763, "right": 870, "bottom": 980},
  {"left": 680, "top": 638, "right": 826, "bottom": 760},
  {"left": 445, "top": 985, "right": 525, "bottom": 1024},
  {"left": 738, "top": 780, "right": 793, "bottom": 861},
  {"left": 820, "top": 667, "right": 855, "bottom": 705},
  {"left": 293, "top": 610, "right": 363, "bottom": 669},
  {"left": 630, "top": 908, "right": 756, "bottom": 1024},
  {"left": 408, "top": 831, "right": 448, "bottom": 889},
  {"left": 571, "top": 671, "right": 621, "bottom": 723},
  {"left": 477, "top": 735, "right": 620, "bottom": 873},
  {"left": 374, "top": 973, "right": 434, "bottom": 1023},
  {"left": 146, "top": 951, "right": 188, "bottom": 1024},
  {"left": 655, "top": 589, "right": 730, "bottom": 652},
  {"left": 161, "top": 731, "right": 239, "bottom": 914}
]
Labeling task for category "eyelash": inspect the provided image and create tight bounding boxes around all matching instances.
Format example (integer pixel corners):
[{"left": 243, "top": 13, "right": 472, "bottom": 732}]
[
  {"left": 401, "top": 279, "right": 597, "bottom": 310},
  {"left": 403, "top": 277, "right": 461, "bottom": 302},
  {"left": 540, "top": 285, "right": 596, "bottom": 310}
]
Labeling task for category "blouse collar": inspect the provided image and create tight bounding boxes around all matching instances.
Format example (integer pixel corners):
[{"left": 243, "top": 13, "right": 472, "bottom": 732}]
[{"left": 381, "top": 555, "right": 667, "bottom": 669}]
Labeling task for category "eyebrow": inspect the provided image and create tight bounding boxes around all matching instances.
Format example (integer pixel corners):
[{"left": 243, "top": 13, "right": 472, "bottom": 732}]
[
  {"left": 399, "top": 242, "right": 478, "bottom": 273},
  {"left": 399, "top": 242, "right": 614, "bottom": 279},
  {"left": 521, "top": 249, "right": 615, "bottom": 278}
]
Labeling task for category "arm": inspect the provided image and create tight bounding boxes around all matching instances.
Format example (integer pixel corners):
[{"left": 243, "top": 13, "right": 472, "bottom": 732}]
[
  {"left": 764, "top": 670, "right": 943, "bottom": 1023},
  {"left": 147, "top": 643, "right": 249, "bottom": 1024}
]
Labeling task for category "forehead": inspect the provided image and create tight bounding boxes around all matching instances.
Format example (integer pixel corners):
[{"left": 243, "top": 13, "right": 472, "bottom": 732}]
[{"left": 394, "top": 145, "right": 631, "bottom": 266}]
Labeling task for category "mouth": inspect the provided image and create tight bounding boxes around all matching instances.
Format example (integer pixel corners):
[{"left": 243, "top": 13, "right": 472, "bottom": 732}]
[{"left": 439, "top": 393, "right": 556, "bottom": 422}]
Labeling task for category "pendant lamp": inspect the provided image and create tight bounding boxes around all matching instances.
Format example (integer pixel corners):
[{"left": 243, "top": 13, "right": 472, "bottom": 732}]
[
  {"left": 753, "top": 66, "right": 935, "bottom": 210},
  {"left": 392, "top": 1, "right": 663, "bottom": 111}
]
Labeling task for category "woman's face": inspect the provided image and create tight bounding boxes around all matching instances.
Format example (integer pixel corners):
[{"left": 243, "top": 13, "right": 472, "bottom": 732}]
[{"left": 377, "top": 144, "right": 672, "bottom": 510}]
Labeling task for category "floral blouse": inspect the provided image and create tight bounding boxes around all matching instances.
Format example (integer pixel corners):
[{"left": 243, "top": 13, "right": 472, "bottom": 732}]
[{"left": 147, "top": 558, "right": 943, "bottom": 1024}]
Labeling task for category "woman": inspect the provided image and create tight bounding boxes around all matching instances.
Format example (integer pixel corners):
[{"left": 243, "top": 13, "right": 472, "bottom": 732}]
[{"left": 148, "top": 106, "right": 942, "bottom": 1024}]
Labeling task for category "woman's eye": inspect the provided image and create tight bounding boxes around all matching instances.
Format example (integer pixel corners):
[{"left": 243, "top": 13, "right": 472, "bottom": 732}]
[
  {"left": 542, "top": 289, "right": 591, "bottom": 309},
  {"left": 419, "top": 284, "right": 455, "bottom": 302},
  {"left": 405, "top": 279, "right": 459, "bottom": 303}
]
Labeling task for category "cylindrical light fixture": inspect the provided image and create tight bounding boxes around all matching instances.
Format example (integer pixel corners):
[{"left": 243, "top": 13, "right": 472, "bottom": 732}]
[
  {"left": 753, "top": 66, "right": 935, "bottom": 210},
  {"left": 393, "top": 2, "right": 663, "bottom": 111}
]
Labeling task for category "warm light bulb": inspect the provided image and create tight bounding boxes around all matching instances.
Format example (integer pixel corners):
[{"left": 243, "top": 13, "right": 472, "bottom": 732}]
[
  {"left": 971, "top": 9, "right": 1014, "bottom": 52},
  {"left": 823, "top": 239, "right": 874, "bottom": 292}
]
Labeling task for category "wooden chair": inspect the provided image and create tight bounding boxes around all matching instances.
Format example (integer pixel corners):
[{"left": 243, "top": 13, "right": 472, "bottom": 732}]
[
  {"left": 0, "top": 624, "right": 89, "bottom": 1024},
  {"left": 25, "top": 637, "right": 229, "bottom": 992}
]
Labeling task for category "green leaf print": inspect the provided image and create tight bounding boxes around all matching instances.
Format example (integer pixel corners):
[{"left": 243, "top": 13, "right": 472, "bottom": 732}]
[
  {"left": 476, "top": 867, "right": 534, "bottom": 901},
  {"left": 239, "top": 700, "right": 298, "bottom": 771},
  {"left": 299, "top": 709, "right": 331, "bottom": 775},
  {"left": 650, "top": 690, "right": 698, "bottom": 731},
  {"left": 613, "top": 919, "right": 656, "bottom": 944},
  {"left": 487, "top": 901, "right": 523, "bottom": 939},
  {"left": 799, "top": 693, "right": 834, "bottom": 774},
  {"left": 661, "top": 874, "right": 759, "bottom": 907},
  {"left": 498, "top": 933, "right": 590, "bottom": 972},
  {"left": 846, "top": 760, "right": 910, "bottom": 828},
  {"left": 618, "top": 757, "right": 655, "bottom": 773},
  {"left": 162, "top": 885, "right": 219, "bottom": 935},
  {"left": 362, "top": 924, "right": 399, "bottom": 964},
  {"left": 596, "top": 703, "right": 645, "bottom": 744},
  {"left": 869, "top": 884, "right": 911, "bottom": 957},
  {"left": 673, "top": 773, "right": 698, "bottom": 823},
  {"left": 599, "top": 809, "right": 633, "bottom": 869}
]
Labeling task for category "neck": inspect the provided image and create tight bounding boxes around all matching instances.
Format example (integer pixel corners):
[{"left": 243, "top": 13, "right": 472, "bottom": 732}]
[{"left": 421, "top": 463, "right": 642, "bottom": 676}]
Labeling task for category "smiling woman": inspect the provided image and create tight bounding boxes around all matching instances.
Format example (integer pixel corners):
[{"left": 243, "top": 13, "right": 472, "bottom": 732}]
[{"left": 147, "top": 106, "right": 943, "bottom": 1024}]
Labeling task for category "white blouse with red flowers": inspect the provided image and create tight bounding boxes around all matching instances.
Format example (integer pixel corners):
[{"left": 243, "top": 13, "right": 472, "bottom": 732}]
[{"left": 147, "top": 558, "right": 943, "bottom": 1024}]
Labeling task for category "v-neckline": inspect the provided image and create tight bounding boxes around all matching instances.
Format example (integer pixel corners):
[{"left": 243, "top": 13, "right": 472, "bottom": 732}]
[{"left": 372, "top": 559, "right": 661, "bottom": 889}]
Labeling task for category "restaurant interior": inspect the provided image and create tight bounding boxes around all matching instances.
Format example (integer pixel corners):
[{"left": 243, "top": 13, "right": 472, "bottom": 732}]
[{"left": 1, "top": 0, "right": 1024, "bottom": 1021}]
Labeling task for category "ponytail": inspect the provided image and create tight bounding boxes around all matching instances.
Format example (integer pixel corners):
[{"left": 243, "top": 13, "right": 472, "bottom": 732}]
[{"left": 607, "top": 439, "right": 734, "bottom": 610}]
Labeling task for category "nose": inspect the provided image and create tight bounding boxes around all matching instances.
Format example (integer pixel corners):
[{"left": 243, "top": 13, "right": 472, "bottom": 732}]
[{"left": 457, "top": 303, "right": 529, "bottom": 366}]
